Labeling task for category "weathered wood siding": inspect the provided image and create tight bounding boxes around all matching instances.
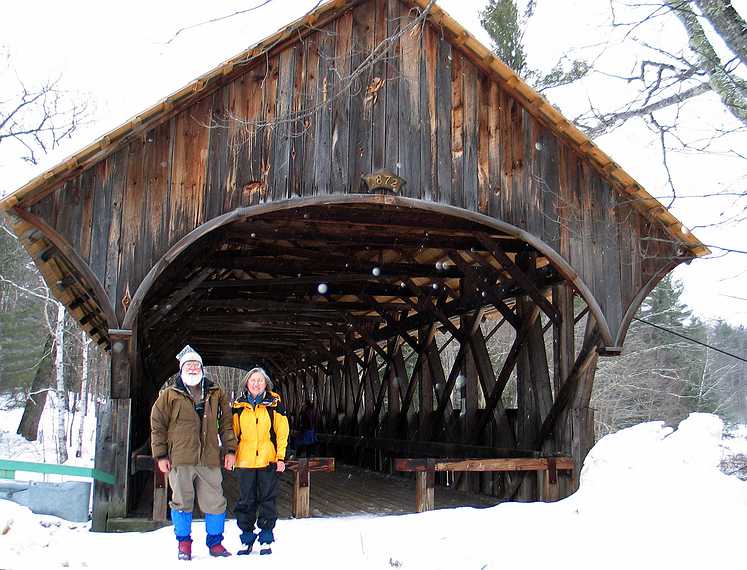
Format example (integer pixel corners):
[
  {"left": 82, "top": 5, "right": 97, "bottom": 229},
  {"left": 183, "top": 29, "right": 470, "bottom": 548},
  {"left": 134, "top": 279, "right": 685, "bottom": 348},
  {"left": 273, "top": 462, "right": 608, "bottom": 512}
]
[{"left": 27, "top": 0, "right": 679, "bottom": 341}]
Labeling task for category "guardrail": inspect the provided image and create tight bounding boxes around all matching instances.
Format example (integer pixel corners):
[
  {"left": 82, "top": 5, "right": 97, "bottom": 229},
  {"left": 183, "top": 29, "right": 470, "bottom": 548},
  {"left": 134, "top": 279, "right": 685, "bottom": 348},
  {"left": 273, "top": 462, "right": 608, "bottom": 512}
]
[{"left": 0, "top": 458, "right": 115, "bottom": 485}]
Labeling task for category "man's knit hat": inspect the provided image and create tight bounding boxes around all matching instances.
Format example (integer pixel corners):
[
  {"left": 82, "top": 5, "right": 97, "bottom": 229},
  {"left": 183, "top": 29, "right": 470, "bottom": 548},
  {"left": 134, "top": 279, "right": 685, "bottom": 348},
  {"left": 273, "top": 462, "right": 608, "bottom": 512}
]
[{"left": 177, "top": 345, "right": 203, "bottom": 370}]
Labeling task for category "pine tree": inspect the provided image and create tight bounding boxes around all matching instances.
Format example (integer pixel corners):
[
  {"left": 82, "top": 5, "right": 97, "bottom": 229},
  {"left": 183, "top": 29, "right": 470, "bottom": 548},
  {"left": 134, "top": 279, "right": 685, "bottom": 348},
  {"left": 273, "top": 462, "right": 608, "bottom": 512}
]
[
  {"left": 0, "top": 220, "right": 49, "bottom": 401},
  {"left": 480, "top": 0, "right": 589, "bottom": 91}
]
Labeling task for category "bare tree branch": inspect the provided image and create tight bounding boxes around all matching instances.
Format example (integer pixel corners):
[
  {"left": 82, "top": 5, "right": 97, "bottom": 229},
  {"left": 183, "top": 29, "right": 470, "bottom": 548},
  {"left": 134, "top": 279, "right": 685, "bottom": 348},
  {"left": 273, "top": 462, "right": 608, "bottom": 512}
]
[
  {"left": 575, "top": 81, "right": 712, "bottom": 137},
  {"left": 0, "top": 54, "right": 89, "bottom": 165}
]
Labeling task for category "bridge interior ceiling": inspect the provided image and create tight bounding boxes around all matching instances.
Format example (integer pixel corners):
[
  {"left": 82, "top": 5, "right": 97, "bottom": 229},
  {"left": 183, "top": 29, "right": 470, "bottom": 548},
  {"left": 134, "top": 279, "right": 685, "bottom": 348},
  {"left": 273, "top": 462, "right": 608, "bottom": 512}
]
[{"left": 140, "top": 203, "right": 564, "bottom": 383}]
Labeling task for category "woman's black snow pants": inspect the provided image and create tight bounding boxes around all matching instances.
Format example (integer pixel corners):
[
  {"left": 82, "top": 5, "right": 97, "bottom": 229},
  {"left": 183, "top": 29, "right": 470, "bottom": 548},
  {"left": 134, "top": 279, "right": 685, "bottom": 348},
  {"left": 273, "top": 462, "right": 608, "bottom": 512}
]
[{"left": 234, "top": 465, "right": 278, "bottom": 534}]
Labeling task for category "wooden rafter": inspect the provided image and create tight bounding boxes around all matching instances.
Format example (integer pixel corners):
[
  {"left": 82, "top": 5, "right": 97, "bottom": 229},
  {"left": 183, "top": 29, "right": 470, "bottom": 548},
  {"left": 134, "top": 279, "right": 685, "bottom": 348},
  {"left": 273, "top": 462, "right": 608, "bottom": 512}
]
[{"left": 476, "top": 233, "right": 560, "bottom": 325}]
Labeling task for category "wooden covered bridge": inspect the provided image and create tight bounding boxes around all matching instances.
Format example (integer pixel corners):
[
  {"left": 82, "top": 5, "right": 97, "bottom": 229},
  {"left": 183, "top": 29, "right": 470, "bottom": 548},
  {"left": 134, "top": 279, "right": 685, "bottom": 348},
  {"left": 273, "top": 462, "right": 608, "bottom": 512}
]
[{"left": 0, "top": 0, "right": 707, "bottom": 529}]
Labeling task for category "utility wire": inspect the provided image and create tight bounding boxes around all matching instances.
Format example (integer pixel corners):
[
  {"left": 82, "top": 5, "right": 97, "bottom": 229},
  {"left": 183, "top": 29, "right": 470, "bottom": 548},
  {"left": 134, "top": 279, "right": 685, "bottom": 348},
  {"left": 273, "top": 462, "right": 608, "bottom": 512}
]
[{"left": 633, "top": 317, "right": 747, "bottom": 363}]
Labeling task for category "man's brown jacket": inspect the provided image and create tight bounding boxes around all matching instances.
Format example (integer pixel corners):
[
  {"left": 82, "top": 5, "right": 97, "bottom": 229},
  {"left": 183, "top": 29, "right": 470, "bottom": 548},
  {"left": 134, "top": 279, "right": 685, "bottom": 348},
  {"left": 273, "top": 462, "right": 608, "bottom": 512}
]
[{"left": 151, "top": 378, "right": 237, "bottom": 467}]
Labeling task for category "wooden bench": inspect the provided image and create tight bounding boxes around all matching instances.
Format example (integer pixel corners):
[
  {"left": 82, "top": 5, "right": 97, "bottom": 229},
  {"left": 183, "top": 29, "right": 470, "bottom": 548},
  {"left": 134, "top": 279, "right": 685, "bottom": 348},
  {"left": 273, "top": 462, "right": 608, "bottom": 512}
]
[
  {"left": 394, "top": 457, "right": 575, "bottom": 512},
  {"left": 0, "top": 458, "right": 115, "bottom": 484},
  {"left": 286, "top": 457, "right": 335, "bottom": 518},
  {"left": 132, "top": 455, "right": 335, "bottom": 521}
]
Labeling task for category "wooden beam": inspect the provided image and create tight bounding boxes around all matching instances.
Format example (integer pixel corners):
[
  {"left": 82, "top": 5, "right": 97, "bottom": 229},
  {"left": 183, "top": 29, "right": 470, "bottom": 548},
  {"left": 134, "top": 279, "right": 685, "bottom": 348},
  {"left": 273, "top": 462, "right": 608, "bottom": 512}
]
[
  {"left": 470, "top": 304, "right": 540, "bottom": 441},
  {"left": 448, "top": 250, "right": 521, "bottom": 329},
  {"left": 394, "top": 457, "right": 574, "bottom": 472},
  {"left": 143, "top": 267, "right": 213, "bottom": 330},
  {"left": 369, "top": 338, "right": 397, "bottom": 435},
  {"left": 535, "top": 324, "right": 601, "bottom": 448},
  {"left": 430, "top": 316, "right": 476, "bottom": 438},
  {"left": 467, "top": 326, "right": 516, "bottom": 448},
  {"left": 315, "top": 432, "right": 539, "bottom": 458},
  {"left": 476, "top": 233, "right": 560, "bottom": 324},
  {"left": 205, "top": 252, "right": 463, "bottom": 279},
  {"left": 400, "top": 324, "right": 437, "bottom": 418}
]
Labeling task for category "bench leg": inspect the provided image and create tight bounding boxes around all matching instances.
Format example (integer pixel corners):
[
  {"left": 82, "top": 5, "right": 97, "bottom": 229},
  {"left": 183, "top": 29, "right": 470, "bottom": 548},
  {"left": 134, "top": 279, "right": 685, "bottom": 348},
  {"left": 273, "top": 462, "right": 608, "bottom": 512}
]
[
  {"left": 292, "top": 459, "right": 310, "bottom": 518},
  {"left": 415, "top": 471, "right": 435, "bottom": 513},
  {"left": 540, "top": 470, "right": 560, "bottom": 502}
]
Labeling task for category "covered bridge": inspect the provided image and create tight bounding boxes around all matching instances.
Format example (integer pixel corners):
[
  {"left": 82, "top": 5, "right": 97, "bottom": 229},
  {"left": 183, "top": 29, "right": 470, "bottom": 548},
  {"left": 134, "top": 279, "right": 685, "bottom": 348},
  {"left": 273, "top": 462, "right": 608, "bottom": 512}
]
[{"left": 0, "top": 0, "right": 707, "bottom": 529}]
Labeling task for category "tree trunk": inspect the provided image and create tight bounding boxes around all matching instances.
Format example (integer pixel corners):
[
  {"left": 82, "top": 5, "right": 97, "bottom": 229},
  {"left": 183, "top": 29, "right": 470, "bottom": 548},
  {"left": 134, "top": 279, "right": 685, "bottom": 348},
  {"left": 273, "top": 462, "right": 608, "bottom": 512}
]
[
  {"left": 666, "top": 0, "right": 747, "bottom": 126},
  {"left": 76, "top": 335, "right": 91, "bottom": 457},
  {"left": 55, "top": 302, "right": 68, "bottom": 464},
  {"left": 694, "top": 0, "right": 747, "bottom": 66},
  {"left": 16, "top": 333, "right": 54, "bottom": 441}
]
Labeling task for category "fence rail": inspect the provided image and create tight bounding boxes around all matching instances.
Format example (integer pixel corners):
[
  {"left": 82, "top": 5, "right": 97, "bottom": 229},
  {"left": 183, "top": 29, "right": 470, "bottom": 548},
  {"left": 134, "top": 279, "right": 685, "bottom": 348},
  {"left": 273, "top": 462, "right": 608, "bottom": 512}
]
[{"left": 0, "top": 458, "right": 115, "bottom": 485}]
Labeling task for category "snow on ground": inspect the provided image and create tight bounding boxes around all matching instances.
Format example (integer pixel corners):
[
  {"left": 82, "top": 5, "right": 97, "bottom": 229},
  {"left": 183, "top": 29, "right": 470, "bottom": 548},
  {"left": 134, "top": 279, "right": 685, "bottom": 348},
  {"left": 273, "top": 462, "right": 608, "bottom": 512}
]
[{"left": 1, "top": 412, "right": 745, "bottom": 570}]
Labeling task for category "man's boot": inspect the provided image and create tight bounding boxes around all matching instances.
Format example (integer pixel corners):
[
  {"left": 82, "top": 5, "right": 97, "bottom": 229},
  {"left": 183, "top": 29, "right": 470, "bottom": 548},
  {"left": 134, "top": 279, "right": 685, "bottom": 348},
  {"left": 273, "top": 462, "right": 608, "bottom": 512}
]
[
  {"left": 171, "top": 509, "right": 194, "bottom": 561},
  {"left": 205, "top": 512, "right": 231, "bottom": 557},
  {"left": 209, "top": 544, "right": 232, "bottom": 557},
  {"left": 177, "top": 540, "right": 192, "bottom": 561}
]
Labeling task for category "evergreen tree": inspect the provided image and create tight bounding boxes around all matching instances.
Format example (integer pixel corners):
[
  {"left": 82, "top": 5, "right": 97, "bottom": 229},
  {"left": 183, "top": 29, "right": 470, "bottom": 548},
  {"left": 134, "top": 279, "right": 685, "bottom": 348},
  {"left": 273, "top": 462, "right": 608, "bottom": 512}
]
[
  {"left": 480, "top": 0, "right": 589, "bottom": 91},
  {"left": 0, "top": 220, "right": 49, "bottom": 401},
  {"left": 593, "top": 274, "right": 747, "bottom": 434}
]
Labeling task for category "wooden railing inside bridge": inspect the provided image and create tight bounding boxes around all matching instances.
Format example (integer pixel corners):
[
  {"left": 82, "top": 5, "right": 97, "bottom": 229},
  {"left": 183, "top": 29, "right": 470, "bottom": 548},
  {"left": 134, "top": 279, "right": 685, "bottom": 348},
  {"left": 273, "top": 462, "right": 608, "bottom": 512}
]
[
  {"left": 131, "top": 454, "right": 335, "bottom": 521},
  {"left": 395, "top": 457, "right": 575, "bottom": 512}
]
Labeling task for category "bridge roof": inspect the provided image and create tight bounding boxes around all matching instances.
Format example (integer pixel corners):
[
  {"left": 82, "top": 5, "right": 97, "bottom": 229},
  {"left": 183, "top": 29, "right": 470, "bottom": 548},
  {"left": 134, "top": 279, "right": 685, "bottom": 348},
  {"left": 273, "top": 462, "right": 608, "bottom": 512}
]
[{"left": 0, "top": 0, "right": 708, "bottom": 258}]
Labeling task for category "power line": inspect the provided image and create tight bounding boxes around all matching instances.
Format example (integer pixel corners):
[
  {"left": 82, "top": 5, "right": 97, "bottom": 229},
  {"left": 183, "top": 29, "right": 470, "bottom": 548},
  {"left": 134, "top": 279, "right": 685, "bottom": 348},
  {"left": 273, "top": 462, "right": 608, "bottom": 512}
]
[{"left": 633, "top": 317, "right": 747, "bottom": 363}]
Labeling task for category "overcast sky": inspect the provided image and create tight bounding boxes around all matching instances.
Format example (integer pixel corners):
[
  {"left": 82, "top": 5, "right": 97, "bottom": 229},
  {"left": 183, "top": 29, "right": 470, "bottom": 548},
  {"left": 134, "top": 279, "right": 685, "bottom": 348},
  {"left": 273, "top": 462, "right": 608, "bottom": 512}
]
[{"left": 1, "top": 0, "right": 745, "bottom": 325}]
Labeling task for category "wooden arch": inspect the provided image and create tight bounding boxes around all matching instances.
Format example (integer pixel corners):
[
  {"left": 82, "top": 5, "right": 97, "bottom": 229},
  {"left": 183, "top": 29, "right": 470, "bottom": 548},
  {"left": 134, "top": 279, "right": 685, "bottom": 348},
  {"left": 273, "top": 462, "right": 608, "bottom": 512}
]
[
  {"left": 10, "top": 206, "right": 119, "bottom": 335},
  {"left": 122, "top": 195, "right": 613, "bottom": 347}
]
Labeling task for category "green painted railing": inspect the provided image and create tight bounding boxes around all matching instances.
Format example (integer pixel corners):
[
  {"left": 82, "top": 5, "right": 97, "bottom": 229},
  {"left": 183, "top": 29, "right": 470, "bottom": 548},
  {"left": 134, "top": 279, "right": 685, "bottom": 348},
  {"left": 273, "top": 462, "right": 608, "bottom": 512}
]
[{"left": 0, "top": 459, "right": 115, "bottom": 485}]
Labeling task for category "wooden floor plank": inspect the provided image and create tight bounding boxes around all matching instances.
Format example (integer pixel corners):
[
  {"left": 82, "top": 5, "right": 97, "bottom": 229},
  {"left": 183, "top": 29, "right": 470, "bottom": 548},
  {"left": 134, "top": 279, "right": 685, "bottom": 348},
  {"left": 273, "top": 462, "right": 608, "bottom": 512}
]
[{"left": 220, "top": 462, "right": 500, "bottom": 518}]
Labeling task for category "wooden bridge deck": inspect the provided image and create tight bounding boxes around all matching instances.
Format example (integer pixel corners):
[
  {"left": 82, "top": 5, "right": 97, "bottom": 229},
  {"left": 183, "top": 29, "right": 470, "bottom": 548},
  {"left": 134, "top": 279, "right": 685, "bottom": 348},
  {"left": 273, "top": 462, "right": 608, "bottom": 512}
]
[{"left": 223, "top": 463, "right": 500, "bottom": 518}]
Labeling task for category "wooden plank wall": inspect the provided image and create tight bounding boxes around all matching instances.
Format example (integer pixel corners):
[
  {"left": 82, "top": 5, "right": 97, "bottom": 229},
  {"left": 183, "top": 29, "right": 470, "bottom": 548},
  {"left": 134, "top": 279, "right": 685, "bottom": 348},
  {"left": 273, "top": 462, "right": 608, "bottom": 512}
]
[{"left": 26, "top": 0, "right": 680, "bottom": 343}]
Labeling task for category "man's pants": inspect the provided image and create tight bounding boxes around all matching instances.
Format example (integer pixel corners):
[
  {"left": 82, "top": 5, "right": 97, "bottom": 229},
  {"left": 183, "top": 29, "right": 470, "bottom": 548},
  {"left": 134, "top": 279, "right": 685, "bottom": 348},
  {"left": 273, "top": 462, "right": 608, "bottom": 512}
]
[
  {"left": 168, "top": 465, "right": 227, "bottom": 514},
  {"left": 234, "top": 465, "right": 278, "bottom": 540}
]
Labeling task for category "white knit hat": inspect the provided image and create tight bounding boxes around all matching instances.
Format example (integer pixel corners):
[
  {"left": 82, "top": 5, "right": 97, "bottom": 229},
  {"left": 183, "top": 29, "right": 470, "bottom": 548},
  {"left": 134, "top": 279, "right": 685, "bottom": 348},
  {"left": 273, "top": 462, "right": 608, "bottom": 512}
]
[{"left": 177, "top": 345, "right": 203, "bottom": 370}]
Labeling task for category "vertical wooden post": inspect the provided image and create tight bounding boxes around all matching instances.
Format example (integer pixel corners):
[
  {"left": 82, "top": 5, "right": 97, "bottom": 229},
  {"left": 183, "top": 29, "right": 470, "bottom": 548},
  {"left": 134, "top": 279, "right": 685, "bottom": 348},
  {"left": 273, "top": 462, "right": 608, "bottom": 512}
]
[
  {"left": 462, "top": 319, "right": 479, "bottom": 493},
  {"left": 418, "top": 329, "right": 433, "bottom": 440},
  {"left": 92, "top": 330, "right": 132, "bottom": 532},
  {"left": 109, "top": 330, "right": 132, "bottom": 400},
  {"left": 552, "top": 284, "right": 575, "bottom": 498},
  {"left": 344, "top": 355, "right": 357, "bottom": 432},
  {"left": 415, "top": 460, "right": 435, "bottom": 513},
  {"left": 330, "top": 362, "right": 342, "bottom": 432},
  {"left": 292, "top": 458, "right": 310, "bottom": 518},
  {"left": 552, "top": 284, "right": 575, "bottom": 397},
  {"left": 363, "top": 357, "right": 377, "bottom": 433},
  {"left": 516, "top": 297, "right": 538, "bottom": 500},
  {"left": 388, "top": 349, "right": 405, "bottom": 438},
  {"left": 91, "top": 399, "right": 131, "bottom": 530},
  {"left": 548, "top": 316, "right": 601, "bottom": 493}
]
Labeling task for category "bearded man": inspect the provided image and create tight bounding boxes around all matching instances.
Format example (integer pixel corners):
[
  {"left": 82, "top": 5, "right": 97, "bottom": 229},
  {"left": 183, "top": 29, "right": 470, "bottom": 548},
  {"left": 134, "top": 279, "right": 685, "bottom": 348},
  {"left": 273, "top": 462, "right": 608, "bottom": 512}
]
[{"left": 150, "top": 346, "right": 237, "bottom": 560}]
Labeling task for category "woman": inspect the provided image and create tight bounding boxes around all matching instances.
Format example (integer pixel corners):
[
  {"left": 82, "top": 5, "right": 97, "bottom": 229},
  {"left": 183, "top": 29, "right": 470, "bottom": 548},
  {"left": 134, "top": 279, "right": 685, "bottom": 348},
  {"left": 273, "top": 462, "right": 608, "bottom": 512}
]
[{"left": 232, "top": 367, "right": 289, "bottom": 555}]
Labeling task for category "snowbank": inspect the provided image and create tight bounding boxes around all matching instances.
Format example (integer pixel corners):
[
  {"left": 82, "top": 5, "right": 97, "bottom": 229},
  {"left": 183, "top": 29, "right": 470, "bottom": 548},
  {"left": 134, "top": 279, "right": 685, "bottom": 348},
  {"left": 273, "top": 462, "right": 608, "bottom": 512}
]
[{"left": 1, "top": 413, "right": 745, "bottom": 569}]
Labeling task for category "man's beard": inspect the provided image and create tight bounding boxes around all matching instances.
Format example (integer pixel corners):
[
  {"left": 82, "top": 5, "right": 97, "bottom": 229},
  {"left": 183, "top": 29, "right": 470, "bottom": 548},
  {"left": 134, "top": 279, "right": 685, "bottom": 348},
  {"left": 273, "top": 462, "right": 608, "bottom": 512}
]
[{"left": 182, "top": 372, "right": 202, "bottom": 387}]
